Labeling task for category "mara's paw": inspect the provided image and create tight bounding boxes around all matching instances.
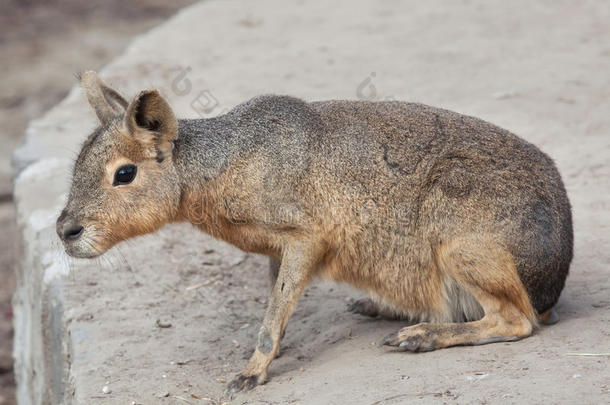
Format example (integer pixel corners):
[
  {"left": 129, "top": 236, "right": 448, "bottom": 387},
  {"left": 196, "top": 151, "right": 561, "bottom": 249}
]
[
  {"left": 347, "top": 298, "right": 380, "bottom": 317},
  {"left": 225, "top": 373, "right": 265, "bottom": 398},
  {"left": 381, "top": 324, "right": 437, "bottom": 352}
]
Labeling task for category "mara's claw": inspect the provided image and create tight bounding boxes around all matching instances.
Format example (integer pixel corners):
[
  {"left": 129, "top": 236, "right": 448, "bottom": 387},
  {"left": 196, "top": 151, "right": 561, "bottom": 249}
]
[
  {"left": 225, "top": 373, "right": 263, "bottom": 398},
  {"left": 381, "top": 331, "right": 400, "bottom": 347}
]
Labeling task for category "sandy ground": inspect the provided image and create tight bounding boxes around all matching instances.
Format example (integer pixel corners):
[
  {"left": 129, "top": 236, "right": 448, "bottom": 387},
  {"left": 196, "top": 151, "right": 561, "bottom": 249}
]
[
  {"left": 5, "top": 0, "right": 610, "bottom": 404},
  {"left": 0, "top": 1, "right": 194, "bottom": 403}
]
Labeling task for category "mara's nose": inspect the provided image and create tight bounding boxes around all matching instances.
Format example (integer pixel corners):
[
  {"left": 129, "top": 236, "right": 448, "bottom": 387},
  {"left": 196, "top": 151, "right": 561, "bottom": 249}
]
[
  {"left": 57, "top": 211, "right": 84, "bottom": 242},
  {"left": 63, "top": 224, "right": 84, "bottom": 241}
]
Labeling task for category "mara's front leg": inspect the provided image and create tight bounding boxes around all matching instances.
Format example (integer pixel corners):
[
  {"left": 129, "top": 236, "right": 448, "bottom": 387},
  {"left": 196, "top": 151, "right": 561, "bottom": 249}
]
[
  {"left": 268, "top": 256, "right": 281, "bottom": 290},
  {"left": 225, "top": 242, "right": 320, "bottom": 397}
]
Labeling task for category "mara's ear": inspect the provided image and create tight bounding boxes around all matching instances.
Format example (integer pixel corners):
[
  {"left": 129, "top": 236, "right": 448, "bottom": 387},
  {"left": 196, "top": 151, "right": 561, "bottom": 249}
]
[
  {"left": 124, "top": 90, "right": 178, "bottom": 162},
  {"left": 80, "top": 71, "right": 128, "bottom": 123}
]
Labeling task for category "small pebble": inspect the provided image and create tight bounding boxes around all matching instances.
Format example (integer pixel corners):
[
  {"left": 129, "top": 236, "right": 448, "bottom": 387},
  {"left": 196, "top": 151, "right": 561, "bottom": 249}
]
[
  {"left": 492, "top": 90, "right": 518, "bottom": 100},
  {"left": 156, "top": 319, "right": 172, "bottom": 328},
  {"left": 466, "top": 373, "right": 489, "bottom": 382},
  {"left": 102, "top": 385, "right": 111, "bottom": 394},
  {"left": 573, "top": 374, "right": 582, "bottom": 379},
  {"left": 156, "top": 391, "right": 170, "bottom": 398}
]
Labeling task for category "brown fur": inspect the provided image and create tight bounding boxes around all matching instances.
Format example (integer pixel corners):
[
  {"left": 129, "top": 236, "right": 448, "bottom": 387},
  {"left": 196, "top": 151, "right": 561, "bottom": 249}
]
[{"left": 57, "top": 72, "right": 573, "bottom": 397}]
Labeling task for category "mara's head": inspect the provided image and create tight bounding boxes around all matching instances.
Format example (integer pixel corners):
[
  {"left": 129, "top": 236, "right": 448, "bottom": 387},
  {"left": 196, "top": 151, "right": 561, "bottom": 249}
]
[{"left": 57, "top": 71, "right": 181, "bottom": 258}]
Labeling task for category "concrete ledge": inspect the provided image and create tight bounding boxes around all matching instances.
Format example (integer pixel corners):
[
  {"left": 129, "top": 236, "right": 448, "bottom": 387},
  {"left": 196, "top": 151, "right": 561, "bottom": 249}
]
[{"left": 12, "top": 1, "right": 610, "bottom": 404}]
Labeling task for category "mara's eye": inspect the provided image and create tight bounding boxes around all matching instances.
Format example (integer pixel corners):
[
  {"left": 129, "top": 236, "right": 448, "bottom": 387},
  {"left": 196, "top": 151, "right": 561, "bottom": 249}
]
[{"left": 113, "top": 164, "right": 137, "bottom": 186}]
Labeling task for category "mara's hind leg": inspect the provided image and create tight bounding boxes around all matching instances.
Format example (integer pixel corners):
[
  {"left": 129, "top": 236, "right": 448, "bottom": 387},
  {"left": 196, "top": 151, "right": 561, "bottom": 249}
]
[
  {"left": 382, "top": 290, "right": 534, "bottom": 351},
  {"left": 383, "top": 235, "right": 536, "bottom": 352}
]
